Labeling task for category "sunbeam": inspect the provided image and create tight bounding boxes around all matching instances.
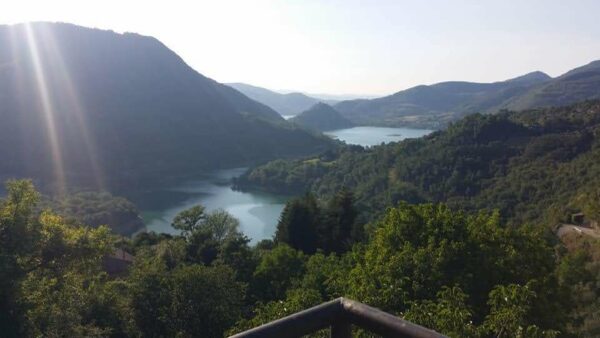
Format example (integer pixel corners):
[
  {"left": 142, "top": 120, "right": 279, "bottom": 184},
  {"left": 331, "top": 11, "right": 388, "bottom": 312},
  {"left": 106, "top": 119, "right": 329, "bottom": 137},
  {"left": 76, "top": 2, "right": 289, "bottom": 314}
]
[
  {"left": 23, "top": 23, "right": 67, "bottom": 195},
  {"left": 37, "top": 26, "right": 106, "bottom": 190}
]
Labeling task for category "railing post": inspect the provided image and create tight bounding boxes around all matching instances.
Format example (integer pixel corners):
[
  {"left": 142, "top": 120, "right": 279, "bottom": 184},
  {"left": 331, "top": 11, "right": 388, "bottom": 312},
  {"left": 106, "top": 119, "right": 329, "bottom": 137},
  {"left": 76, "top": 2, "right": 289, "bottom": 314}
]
[{"left": 331, "top": 322, "right": 352, "bottom": 338}]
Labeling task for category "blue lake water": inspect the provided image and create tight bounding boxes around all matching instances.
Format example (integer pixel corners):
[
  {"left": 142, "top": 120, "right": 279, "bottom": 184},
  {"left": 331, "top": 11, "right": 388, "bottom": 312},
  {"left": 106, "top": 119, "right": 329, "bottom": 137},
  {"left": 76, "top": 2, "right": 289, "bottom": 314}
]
[
  {"left": 325, "top": 126, "right": 432, "bottom": 147},
  {"left": 133, "top": 126, "right": 432, "bottom": 242}
]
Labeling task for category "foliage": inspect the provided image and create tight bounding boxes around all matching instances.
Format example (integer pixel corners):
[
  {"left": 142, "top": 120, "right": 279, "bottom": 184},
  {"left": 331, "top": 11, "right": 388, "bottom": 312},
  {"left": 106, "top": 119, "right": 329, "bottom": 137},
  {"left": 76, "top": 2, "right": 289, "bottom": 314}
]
[
  {"left": 251, "top": 244, "right": 305, "bottom": 302},
  {"left": 275, "top": 190, "right": 359, "bottom": 254},
  {"left": 0, "top": 23, "right": 334, "bottom": 192},
  {"left": 0, "top": 180, "right": 118, "bottom": 336},
  {"left": 238, "top": 101, "right": 600, "bottom": 229},
  {"left": 0, "top": 164, "right": 594, "bottom": 337},
  {"left": 46, "top": 191, "right": 144, "bottom": 235},
  {"left": 290, "top": 102, "right": 354, "bottom": 131}
]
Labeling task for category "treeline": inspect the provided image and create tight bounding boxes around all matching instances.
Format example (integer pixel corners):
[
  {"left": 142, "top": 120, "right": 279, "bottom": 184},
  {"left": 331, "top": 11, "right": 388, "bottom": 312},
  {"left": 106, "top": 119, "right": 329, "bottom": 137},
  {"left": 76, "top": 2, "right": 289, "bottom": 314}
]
[
  {"left": 44, "top": 191, "right": 145, "bottom": 235},
  {"left": 3, "top": 179, "right": 598, "bottom": 337},
  {"left": 275, "top": 189, "right": 361, "bottom": 254},
  {"left": 236, "top": 100, "right": 600, "bottom": 228}
]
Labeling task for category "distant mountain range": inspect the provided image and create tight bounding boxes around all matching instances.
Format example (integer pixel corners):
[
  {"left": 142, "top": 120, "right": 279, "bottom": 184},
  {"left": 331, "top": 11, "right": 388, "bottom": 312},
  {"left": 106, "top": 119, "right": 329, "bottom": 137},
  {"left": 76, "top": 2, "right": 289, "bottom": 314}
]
[
  {"left": 0, "top": 23, "right": 333, "bottom": 191},
  {"left": 290, "top": 102, "right": 354, "bottom": 131},
  {"left": 333, "top": 61, "right": 600, "bottom": 129},
  {"left": 226, "top": 83, "right": 326, "bottom": 116}
]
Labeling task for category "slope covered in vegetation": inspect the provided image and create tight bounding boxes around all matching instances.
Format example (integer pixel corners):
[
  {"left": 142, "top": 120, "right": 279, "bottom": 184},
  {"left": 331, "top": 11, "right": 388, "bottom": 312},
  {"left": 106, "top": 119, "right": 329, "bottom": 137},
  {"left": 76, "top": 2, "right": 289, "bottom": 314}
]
[
  {"left": 291, "top": 102, "right": 354, "bottom": 131},
  {"left": 237, "top": 100, "right": 600, "bottom": 227},
  {"left": 2, "top": 180, "right": 587, "bottom": 337},
  {"left": 0, "top": 23, "right": 333, "bottom": 191},
  {"left": 334, "top": 62, "right": 600, "bottom": 129}
]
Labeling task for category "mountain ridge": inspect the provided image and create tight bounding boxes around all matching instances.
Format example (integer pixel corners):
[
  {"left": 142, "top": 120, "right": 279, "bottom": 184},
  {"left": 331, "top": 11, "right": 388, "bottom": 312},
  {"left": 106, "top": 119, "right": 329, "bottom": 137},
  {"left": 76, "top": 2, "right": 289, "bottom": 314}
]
[
  {"left": 332, "top": 62, "right": 600, "bottom": 129},
  {"left": 290, "top": 102, "right": 354, "bottom": 131},
  {"left": 333, "top": 70, "right": 555, "bottom": 128},
  {"left": 226, "top": 82, "right": 324, "bottom": 116},
  {"left": 0, "top": 22, "right": 333, "bottom": 191}
]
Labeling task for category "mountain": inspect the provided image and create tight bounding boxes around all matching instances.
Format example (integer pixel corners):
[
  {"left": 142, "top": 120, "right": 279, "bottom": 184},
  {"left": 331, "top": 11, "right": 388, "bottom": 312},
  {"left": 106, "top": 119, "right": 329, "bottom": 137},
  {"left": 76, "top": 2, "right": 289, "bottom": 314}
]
[
  {"left": 238, "top": 100, "right": 600, "bottom": 229},
  {"left": 502, "top": 60, "right": 600, "bottom": 111},
  {"left": 290, "top": 102, "right": 354, "bottom": 131},
  {"left": 334, "top": 72, "right": 553, "bottom": 129},
  {"left": 0, "top": 22, "right": 333, "bottom": 191},
  {"left": 226, "top": 83, "right": 322, "bottom": 116}
]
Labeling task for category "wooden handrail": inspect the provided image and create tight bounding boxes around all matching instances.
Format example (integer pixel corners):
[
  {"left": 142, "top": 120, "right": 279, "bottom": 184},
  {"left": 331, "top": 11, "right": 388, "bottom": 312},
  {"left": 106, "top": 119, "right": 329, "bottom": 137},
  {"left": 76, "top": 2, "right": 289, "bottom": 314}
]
[{"left": 229, "top": 297, "right": 447, "bottom": 338}]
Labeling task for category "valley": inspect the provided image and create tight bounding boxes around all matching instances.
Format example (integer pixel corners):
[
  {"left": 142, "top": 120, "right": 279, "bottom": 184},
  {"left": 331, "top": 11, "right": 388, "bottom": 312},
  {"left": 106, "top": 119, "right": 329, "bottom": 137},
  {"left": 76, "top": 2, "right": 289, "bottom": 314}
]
[
  {"left": 129, "top": 126, "right": 433, "bottom": 242},
  {"left": 2, "top": 8, "right": 600, "bottom": 337}
]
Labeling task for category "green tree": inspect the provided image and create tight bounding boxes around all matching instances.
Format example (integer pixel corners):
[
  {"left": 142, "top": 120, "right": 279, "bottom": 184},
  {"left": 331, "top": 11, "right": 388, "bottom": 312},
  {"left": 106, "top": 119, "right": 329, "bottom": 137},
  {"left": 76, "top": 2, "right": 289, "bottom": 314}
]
[
  {"left": 404, "top": 286, "right": 477, "bottom": 337},
  {"left": 0, "top": 180, "right": 40, "bottom": 336},
  {"left": 203, "top": 208, "right": 242, "bottom": 242},
  {"left": 228, "top": 288, "right": 324, "bottom": 336},
  {"left": 320, "top": 188, "right": 358, "bottom": 253},
  {"left": 482, "top": 284, "right": 559, "bottom": 338},
  {"left": 275, "top": 193, "right": 320, "bottom": 254},
  {"left": 251, "top": 244, "right": 305, "bottom": 301},
  {"left": 169, "top": 264, "right": 244, "bottom": 338},
  {"left": 0, "top": 180, "right": 121, "bottom": 337},
  {"left": 171, "top": 205, "right": 206, "bottom": 236},
  {"left": 348, "top": 203, "right": 565, "bottom": 332},
  {"left": 129, "top": 254, "right": 244, "bottom": 338}
]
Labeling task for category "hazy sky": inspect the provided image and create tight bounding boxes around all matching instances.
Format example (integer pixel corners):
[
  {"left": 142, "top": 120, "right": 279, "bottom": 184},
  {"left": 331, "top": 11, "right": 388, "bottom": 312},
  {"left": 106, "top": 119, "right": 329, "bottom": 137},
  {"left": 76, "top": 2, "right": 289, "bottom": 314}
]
[{"left": 2, "top": 0, "right": 600, "bottom": 96}]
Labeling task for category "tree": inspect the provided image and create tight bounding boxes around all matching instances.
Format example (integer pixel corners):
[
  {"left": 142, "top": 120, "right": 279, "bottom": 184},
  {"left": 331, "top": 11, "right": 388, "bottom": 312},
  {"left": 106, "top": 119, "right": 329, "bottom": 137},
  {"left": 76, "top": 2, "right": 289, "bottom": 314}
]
[
  {"left": 228, "top": 288, "right": 323, "bottom": 336},
  {"left": 404, "top": 286, "right": 477, "bottom": 337},
  {"left": 128, "top": 258, "right": 173, "bottom": 337},
  {"left": 169, "top": 265, "right": 244, "bottom": 338},
  {"left": 347, "top": 203, "right": 565, "bottom": 332},
  {"left": 203, "top": 208, "right": 241, "bottom": 242},
  {"left": 129, "top": 257, "right": 244, "bottom": 338},
  {"left": 0, "top": 180, "right": 40, "bottom": 336},
  {"left": 173, "top": 206, "right": 248, "bottom": 266},
  {"left": 320, "top": 188, "right": 358, "bottom": 253},
  {"left": 0, "top": 180, "right": 121, "bottom": 337},
  {"left": 275, "top": 193, "right": 320, "bottom": 254},
  {"left": 171, "top": 205, "right": 206, "bottom": 237},
  {"left": 482, "top": 284, "right": 559, "bottom": 338},
  {"left": 251, "top": 244, "right": 305, "bottom": 301}
]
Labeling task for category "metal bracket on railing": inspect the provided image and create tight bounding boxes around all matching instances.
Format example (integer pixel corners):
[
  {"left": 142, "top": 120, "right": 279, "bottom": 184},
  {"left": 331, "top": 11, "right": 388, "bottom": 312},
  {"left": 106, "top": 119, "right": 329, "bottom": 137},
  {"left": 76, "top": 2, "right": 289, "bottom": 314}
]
[{"left": 229, "top": 297, "right": 448, "bottom": 338}]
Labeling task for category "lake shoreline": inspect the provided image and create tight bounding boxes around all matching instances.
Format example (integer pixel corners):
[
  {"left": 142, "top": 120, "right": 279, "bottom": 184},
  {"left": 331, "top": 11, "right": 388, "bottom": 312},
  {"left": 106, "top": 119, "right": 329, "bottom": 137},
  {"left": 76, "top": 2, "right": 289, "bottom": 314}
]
[{"left": 127, "top": 126, "right": 432, "bottom": 242}]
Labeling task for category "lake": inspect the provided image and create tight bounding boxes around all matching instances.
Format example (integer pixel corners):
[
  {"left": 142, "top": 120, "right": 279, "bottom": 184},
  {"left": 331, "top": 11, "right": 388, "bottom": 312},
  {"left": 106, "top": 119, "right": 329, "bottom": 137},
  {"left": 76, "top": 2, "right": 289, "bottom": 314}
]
[
  {"left": 325, "top": 126, "right": 433, "bottom": 147},
  {"left": 130, "top": 168, "right": 288, "bottom": 244},
  {"left": 133, "top": 126, "right": 432, "bottom": 242}
]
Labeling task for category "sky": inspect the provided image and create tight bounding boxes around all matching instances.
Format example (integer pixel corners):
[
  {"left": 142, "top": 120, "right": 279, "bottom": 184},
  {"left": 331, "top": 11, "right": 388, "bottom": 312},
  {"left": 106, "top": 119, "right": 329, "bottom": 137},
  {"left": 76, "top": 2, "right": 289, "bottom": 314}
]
[{"left": 2, "top": 0, "right": 600, "bottom": 96}]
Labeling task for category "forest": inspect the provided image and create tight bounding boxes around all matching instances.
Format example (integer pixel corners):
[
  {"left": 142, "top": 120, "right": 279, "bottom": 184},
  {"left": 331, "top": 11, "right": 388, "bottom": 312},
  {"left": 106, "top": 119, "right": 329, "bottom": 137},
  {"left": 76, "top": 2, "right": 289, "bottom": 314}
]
[
  {"left": 2, "top": 169, "right": 600, "bottom": 337},
  {"left": 236, "top": 100, "right": 600, "bottom": 229},
  {"left": 3, "top": 101, "right": 600, "bottom": 337},
  {"left": 3, "top": 9, "right": 600, "bottom": 338}
]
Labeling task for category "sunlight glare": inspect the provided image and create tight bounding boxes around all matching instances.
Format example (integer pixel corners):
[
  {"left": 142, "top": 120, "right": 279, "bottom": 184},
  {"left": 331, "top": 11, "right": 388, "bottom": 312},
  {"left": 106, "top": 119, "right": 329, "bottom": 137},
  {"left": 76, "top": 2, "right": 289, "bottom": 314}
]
[
  {"left": 23, "top": 23, "right": 67, "bottom": 195},
  {"left": 37, "top": 26, "right": 106, "bottom": 190}
]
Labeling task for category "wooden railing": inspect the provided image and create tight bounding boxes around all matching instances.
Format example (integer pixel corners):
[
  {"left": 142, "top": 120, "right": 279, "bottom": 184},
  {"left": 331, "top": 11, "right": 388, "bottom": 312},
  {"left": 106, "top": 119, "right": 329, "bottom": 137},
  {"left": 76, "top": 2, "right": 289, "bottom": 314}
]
[{"left": 229, "top": 297, "right": 447, "bottom": 338}]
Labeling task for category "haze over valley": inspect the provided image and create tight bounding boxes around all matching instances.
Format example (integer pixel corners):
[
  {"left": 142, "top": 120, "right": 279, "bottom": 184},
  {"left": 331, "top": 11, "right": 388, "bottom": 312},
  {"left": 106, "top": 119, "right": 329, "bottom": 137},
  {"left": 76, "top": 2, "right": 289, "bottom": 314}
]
[{"left": 3, "top": 2, "right": 600, "bottom": 337}]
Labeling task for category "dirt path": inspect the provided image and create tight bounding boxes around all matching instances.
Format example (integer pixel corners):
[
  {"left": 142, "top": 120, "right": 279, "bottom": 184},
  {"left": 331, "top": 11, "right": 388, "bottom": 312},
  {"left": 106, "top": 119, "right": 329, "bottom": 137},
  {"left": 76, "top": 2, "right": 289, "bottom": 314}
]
[{"left": 556, "top": 224, "right": 600, "bottom": 239}]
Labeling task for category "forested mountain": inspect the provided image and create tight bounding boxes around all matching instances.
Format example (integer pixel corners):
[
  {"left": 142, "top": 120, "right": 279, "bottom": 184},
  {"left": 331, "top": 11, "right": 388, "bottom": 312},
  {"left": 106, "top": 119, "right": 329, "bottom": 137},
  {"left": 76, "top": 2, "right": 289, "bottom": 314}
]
[
  {"left": 226, "top": 82, "right": 323, "bottom": 116},
  {"left": 237, "top": 100, "right": 600, "bottom": 228},
  {"left": 290, "top": 102, "right": 354, "bottom": 131},
  {"left": 334, "top": 71, "right": 552, "bottom": 128},
  {"left": 502, "top": 60, "right": 600, "bottom": 111},
  {"left": 0, "top": 23, "right": 333, "bottom": 191},
  {"left": 334, "top": 62, "right": 600, "bottom": 129}
]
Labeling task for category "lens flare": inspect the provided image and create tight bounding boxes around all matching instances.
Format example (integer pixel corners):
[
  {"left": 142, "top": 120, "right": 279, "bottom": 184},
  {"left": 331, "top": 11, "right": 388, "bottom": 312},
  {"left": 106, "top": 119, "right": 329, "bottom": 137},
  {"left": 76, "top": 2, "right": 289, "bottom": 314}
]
[
  {"left": 37, "top": 26, "right": 106, "bottom": 190},
  {"left": 23, "top": 23, "right": 67, "bottom": 195}
]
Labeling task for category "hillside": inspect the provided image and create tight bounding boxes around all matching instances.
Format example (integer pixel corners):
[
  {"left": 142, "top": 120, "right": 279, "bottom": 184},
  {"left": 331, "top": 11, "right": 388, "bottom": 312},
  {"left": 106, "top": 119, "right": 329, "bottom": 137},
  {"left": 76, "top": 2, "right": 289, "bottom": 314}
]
[
  {"left": 290, "top": 102, "right": 354, "bottom": 131},
  {"left": 226, "top": 82, "right": 322, "bottom": 116},
  {"left": 502, "top": 60, "right": 600, "bottom": 111},
  {"left": 334, "top": 71, "right": 552, "bottom": 128},
  {"left": 0, "top": 23, "right": 333, "bottom": 191},
  {"left": 237, "top": 100, "right": 600, "bottom": 227}
]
